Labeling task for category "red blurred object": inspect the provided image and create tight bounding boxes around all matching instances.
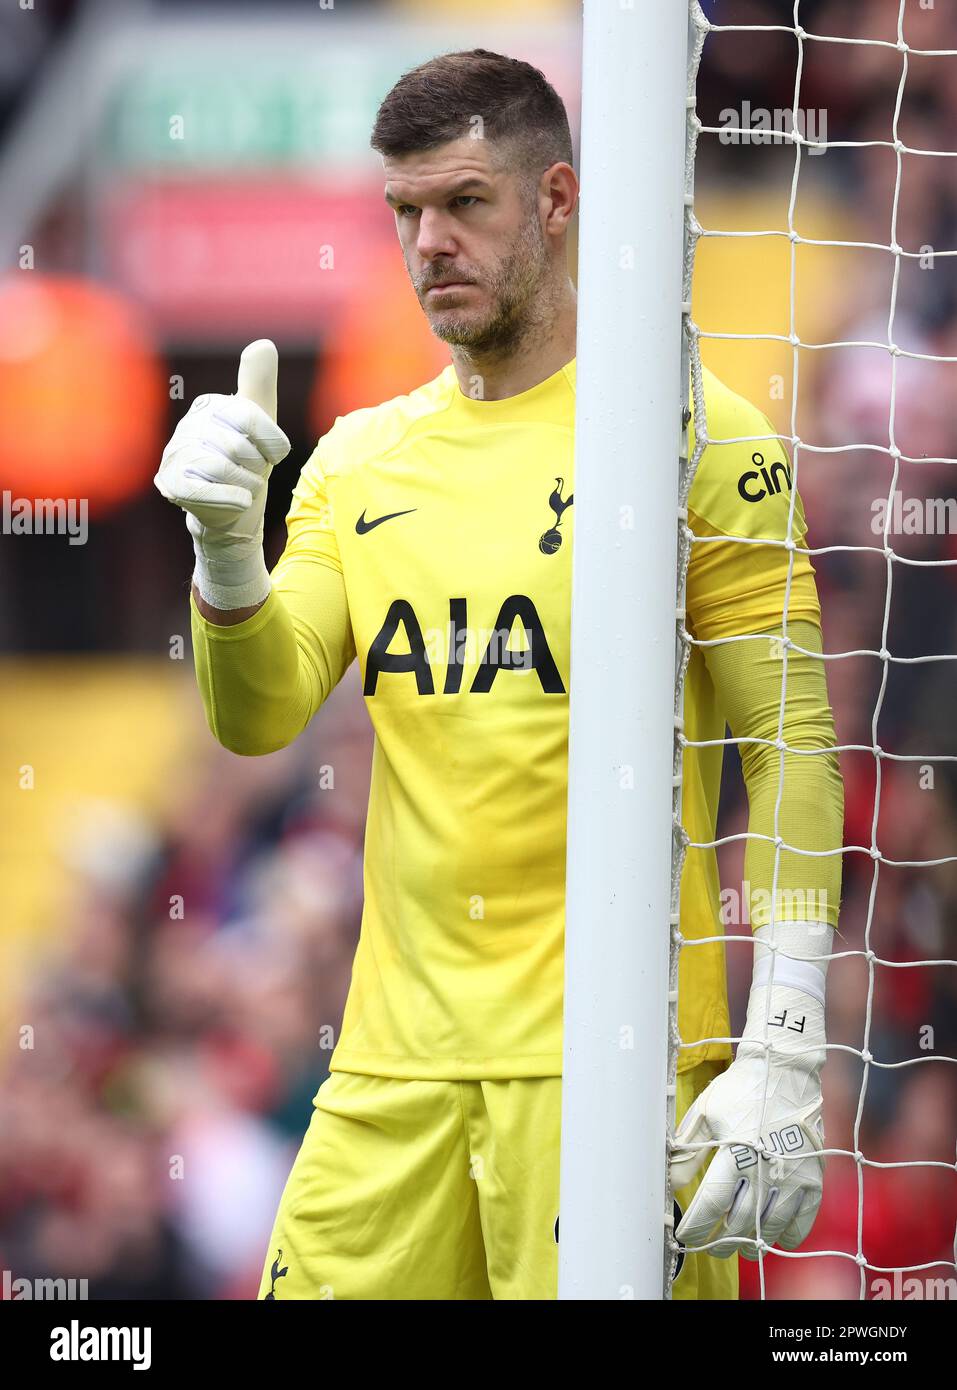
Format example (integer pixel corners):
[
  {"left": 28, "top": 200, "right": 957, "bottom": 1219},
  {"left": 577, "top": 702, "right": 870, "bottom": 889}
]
[
  {"left": 0, "top": 274, "right": 165, "bottom": 516},
  {"left": 738, "top": 1159, "right": 957, "bottom": 1299},
  {"left": 201, "top": 1031, "right": 280, "bottom": 1115},
  {"left": 104, "top": 178, "right": 394, "bottom": 338}
]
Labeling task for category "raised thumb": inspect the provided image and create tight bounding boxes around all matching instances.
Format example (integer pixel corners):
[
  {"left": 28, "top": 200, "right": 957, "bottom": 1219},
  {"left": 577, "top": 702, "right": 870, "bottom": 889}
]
[{"left": 237, "top": 338, "right": 279, "bottom": 423}]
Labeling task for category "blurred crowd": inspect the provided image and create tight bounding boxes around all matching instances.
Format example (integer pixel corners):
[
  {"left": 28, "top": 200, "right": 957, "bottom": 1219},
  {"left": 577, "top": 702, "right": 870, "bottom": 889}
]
[
  {"left": 2, "top": 0, "right": 956, "bottom": 1300},
  {"left": 704, "top": 0, "right": 957, "bottom": 1297},
  {"left": 0, "top": 688, "right": 373, "bottom": 1298}
]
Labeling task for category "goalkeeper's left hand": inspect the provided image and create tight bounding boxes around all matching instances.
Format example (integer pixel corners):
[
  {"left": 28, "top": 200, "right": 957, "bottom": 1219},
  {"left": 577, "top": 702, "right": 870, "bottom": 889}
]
[{"left": 670, "top": 925, "right": 830, "bottom": 1260}]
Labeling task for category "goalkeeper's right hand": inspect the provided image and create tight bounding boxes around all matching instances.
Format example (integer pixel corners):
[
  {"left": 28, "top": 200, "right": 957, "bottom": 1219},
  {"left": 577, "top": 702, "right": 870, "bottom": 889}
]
[{"left": 154, "top": 339, "right": 291, "bottom": 611}]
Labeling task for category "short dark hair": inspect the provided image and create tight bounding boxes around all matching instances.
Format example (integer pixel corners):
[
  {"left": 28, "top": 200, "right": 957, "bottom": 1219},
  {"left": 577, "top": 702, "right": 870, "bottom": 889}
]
[{"left": 370, "top": 48, "right": 574, "bottom": 190}]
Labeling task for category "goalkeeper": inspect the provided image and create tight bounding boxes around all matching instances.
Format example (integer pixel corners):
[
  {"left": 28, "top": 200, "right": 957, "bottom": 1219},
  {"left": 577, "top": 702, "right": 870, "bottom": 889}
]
[{"left": 155, "top": 49, "right": 843, "bottom": 1301}]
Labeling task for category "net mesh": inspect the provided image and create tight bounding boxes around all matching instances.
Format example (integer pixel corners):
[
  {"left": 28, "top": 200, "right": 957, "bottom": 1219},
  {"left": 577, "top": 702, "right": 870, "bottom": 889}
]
[{"left": 668, "top": 0, "right": 957, "bottom": 1300}]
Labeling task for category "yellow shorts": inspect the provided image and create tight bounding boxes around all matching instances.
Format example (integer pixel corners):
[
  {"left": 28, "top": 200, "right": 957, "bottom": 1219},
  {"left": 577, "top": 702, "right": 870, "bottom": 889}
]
[{"left": 257, "top": 1061, "right": 737, "bottom": 1301}]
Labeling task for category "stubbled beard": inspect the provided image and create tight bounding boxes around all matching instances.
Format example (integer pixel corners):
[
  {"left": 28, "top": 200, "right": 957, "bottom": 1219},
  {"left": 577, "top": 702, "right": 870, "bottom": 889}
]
[{"left": 418, "top": 218, "right": 551, "bottom": 360}]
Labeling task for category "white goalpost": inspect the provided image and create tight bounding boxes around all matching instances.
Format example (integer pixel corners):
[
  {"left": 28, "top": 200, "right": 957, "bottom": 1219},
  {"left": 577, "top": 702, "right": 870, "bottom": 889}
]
[
  {"left": 562, "top": 0, "right": 957, "bottom": 1302},
  {"left": 559, "top": 1, "right": 690, "bottom": 1300}
]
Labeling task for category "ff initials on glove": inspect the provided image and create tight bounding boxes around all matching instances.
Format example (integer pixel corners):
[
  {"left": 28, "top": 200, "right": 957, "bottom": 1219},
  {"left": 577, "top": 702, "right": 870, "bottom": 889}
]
[
  {"left": 670, "top": 925, "right": 831, "bottom": 1261},
  {"left": 154, "top": 339, "right": 290, "bottom": 611}
]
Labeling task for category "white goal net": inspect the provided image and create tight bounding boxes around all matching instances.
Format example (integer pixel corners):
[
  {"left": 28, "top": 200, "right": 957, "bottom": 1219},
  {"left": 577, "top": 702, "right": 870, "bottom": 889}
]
[{"left": 669, "top": 0, "right": 957, "bottom": 1301}]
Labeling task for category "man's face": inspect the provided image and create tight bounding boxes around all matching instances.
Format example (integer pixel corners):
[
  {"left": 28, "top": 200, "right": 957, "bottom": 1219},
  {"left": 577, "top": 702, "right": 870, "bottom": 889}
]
[{"left": 383, "top": 135, "right": 551, "bottom": 356}]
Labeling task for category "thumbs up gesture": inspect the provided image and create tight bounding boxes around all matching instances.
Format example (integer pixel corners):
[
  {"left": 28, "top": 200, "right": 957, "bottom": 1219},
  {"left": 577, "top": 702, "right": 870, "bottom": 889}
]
[{"left": 155, "top": 340, "right": 291, "bottom": 610}]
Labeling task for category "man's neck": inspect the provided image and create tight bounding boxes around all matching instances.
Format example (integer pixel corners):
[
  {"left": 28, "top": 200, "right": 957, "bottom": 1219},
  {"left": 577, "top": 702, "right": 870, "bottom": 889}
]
[{"left": 450, "top": 280, "right": 578, "bottom": 402}]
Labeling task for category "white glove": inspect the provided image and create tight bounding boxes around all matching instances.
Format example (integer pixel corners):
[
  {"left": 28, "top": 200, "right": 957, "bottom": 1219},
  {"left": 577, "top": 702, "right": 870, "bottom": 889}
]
[
  {"left": 671, "top": 922, "right": 832, "bottom": 1260},
  {"left": 154, "top": 339, "right": 291, "bottom": 610}
]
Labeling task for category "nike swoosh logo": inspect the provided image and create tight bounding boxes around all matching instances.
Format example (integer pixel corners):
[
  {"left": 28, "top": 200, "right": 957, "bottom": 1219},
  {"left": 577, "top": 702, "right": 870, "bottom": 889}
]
[{"left": 355, "top": 508, "right": 417, "bottom": 534}]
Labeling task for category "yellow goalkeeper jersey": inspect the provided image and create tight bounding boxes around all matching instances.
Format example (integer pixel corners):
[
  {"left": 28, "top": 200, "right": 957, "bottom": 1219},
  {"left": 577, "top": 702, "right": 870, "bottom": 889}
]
[{"left": 192, "top": 360, "right": 835, "bottom": 1079}]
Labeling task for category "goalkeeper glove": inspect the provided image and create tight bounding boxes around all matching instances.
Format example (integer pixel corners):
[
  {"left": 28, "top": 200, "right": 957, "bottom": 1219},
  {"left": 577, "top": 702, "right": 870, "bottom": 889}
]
[
  {"left": 154, "top": 339, "right": 290, "bottom": 610},
  {"left": 670, "top": 920, "right": 832, "bottom": 1259}
]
